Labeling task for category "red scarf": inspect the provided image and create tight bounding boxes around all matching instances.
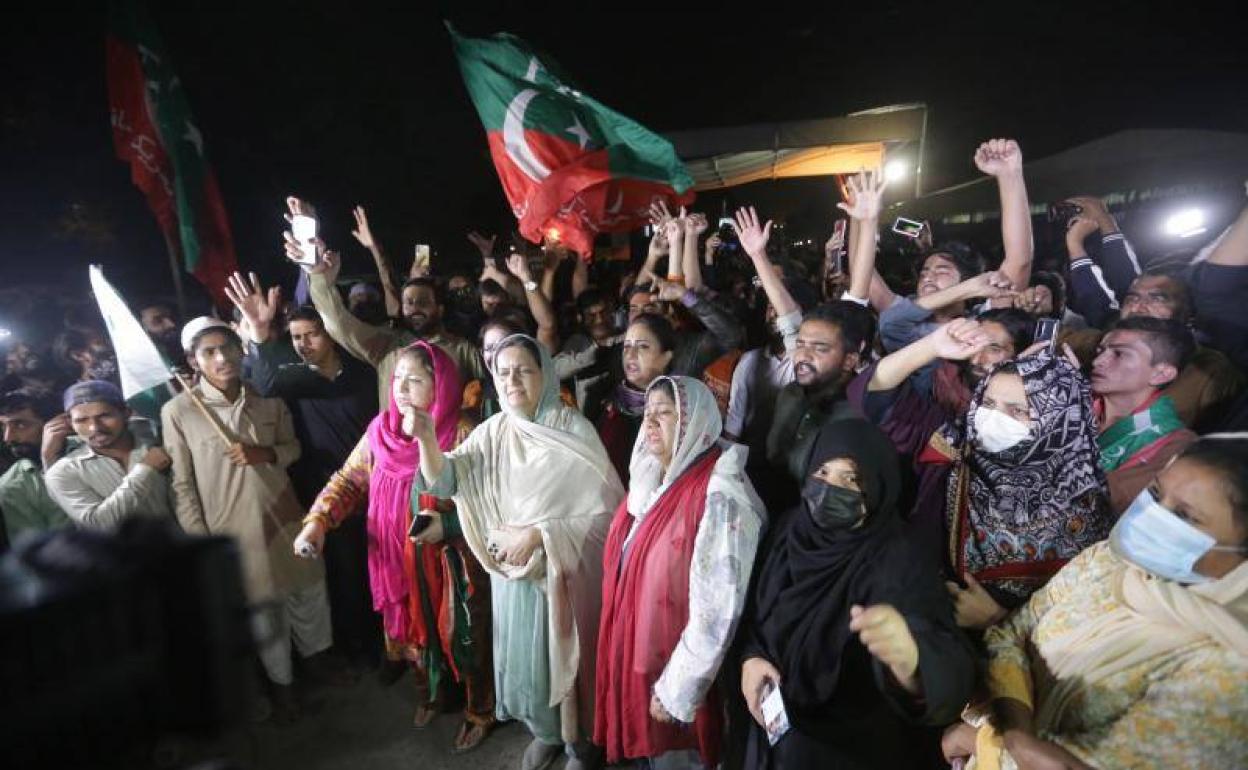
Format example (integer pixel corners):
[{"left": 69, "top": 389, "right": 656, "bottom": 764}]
[{"left": 594, "top": 446, "right": 722, "bottom": 766}]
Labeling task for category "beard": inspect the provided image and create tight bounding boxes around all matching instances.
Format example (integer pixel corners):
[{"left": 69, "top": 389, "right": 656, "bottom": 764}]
[{"left": 5, "top": 442, "right": 39, "bottom": 461}]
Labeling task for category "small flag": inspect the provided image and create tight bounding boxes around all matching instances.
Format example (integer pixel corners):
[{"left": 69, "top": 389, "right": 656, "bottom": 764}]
[
  {"left": 448, "top": 24, "right": 694, "bottom": 258},
  {"left": 90, "top": 265, "right": 175, "bottom": 421}
]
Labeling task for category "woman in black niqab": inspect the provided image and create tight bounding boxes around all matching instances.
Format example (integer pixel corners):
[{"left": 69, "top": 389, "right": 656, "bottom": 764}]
[{"left": 739, "top": 419, "right": 975, "bottom": 770}]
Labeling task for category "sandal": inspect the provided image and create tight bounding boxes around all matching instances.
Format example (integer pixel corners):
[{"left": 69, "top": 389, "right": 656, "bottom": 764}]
[
  {"left": 412, "top": 703, "right": 440, "bottom": 729},
  {"left": 452, "top": 718, "right": 496, "bottom": 753}
]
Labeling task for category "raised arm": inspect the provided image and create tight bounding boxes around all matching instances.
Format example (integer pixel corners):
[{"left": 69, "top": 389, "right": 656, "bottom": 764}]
[
  {"left": 351, "top": 205, "right": 401, "bottom": 318},
  {"left": 836, "top": 169, "right": 887, "bottom": 302},
  {"left": 285, "top": 197, "right": 399, "bottom": 367},
  {"left": 734, "top": 206, "right": 799, "bottom": 318},
  {"left": 869, "top": 319, "right": 991, "bottom": 392},
  {"left": 974, "top": 138, "right": 1033, "bottom": 290},
  {"left": 1064, "top": 215, "right": 1120, "bottom": 328},
  {"left": 662, "top": 210, "right": 686, "bottom": 284},
  {"left": 1208, "top": 202, "right": 1248, "bottom": 266},
  {"left": 683, "top": 211, "right": 708, "bottom": 290},
  {"left": 914, "top": 269, "right": 1016, "bottom": 313},
  {"left": 508, "top": 253, "right": 560, "bottom": 353}
]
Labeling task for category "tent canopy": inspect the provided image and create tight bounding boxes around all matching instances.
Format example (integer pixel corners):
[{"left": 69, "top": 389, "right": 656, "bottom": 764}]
[
  {"left": 892, "top": 129, "right": 1248, "bottom": 225},
  {"left": 667, "top": 107, "right": 925, "bottom": 191}
]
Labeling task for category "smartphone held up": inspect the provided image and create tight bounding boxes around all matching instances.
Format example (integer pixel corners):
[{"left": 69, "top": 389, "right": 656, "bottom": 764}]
[{"left": 289, "top": 213, "right": 320, "bottom": 266}]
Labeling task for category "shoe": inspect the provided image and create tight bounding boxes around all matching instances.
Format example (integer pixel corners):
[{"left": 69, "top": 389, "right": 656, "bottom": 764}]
[
  {"left": 452, "top": 718, "right": 496, "bottom": 753},
  {"left": 271, "top": 684, "right": 300, "bottom": 725},
  {"left": 520, "top": 738, "right": 561, "bottom": 770},
  {"left": 564, "top": 743, "right": 603, "bottom": 770},
  {"left": 412, "top": 703, "right": 440, "bottom": 729},
  {"left": 302, "top": 651, "right": 358, "bottom": 687},
  {"left": 376, "top": 658, "right": 407, "bottom": 687}
]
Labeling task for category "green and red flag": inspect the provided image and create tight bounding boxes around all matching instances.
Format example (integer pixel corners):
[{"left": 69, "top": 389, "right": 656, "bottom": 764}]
[
  {"left": 106, "top": 0, "right": 238, "bottom": 308},
  {"left": 448, "top": 25, "right": 694, "bottom": 258}
]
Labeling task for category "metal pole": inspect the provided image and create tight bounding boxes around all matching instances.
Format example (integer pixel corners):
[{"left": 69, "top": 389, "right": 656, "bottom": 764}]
[
  {"left": 161, "top": 229, "right": 188, "bottom": 319},
  {"left": 915, "top": 104, "right": 930, "bottom": 199}
]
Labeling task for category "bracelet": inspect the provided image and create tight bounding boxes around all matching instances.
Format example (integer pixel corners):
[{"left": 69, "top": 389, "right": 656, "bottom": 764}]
[
  {"left": 303, "top": 511, "right": 333, "bottom": 530},
  {"left": 665, "top": 274, "right": 686, "bottom": 286}
]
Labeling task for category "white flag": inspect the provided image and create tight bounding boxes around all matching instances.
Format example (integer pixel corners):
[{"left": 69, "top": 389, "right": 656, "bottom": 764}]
[{"left": 89, "top": 265, "right": 172, "bottom": 399}]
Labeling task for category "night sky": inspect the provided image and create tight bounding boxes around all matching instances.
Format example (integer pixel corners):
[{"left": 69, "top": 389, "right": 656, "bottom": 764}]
[{"left": 3, "top": 1, "right": 1246, "bottom": 308}]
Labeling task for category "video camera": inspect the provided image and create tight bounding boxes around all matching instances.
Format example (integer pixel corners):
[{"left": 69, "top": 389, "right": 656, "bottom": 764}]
[
  {"left": 1047, "top": 200, "right": 1083, "bottom": 226},
  {"left": 0, "top": 519, "right": 255, "bottom": 768}
]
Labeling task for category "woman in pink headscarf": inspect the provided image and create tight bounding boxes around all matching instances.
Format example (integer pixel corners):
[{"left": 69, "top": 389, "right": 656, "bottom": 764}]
[{"left": 296, "top": 341, "right": 496, "bottom": 752}]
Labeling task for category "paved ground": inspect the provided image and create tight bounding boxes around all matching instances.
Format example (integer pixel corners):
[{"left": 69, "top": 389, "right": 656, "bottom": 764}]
[{"left": 159, "top": 671, "right": 538, "bottom": 770}]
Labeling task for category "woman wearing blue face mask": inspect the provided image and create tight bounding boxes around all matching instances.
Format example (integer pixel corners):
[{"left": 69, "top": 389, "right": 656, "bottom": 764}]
[
  {"left": 942, "top": 434, "right": 1248, "bottom": 770},
  {"left": 930, "top": 353, "right": 1112, "bottom": 629}
]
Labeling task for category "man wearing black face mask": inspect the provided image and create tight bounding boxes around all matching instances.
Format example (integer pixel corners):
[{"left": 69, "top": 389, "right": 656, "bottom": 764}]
[{"left": 0, "top": 392, "right": 71, "bottom": 542}]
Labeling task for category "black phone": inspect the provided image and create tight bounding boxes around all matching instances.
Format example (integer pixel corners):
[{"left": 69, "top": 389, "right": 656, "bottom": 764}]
[{"left": 408, "top": 513, "right": 434, "bottom": 538}]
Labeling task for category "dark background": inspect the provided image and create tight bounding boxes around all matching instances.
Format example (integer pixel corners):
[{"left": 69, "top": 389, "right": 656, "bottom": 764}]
[{"left": 3, "top": 0, "right": 1246, "bottom": 308}]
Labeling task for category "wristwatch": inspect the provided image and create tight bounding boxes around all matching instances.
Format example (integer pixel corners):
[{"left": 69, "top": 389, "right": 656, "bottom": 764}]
[{"left": 523, "top": 280, "right": 538, "bottom": 292}]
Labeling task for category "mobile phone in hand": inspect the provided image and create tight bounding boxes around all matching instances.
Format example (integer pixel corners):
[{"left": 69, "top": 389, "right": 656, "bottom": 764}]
[
  {"left": 1034, "top": 317, "right": 1061, "bottom": 353},
  {"left": 408, "top": 513, "right": 434, "bottom": 538},
  {"left": 290, "top": 214, "right": 319, "bottom": 266},
  {"left": 892, "top": 217, "right": 925, "bottom": 239},
  {"left": 760, "top": 681, "right": 791, "bottom": 746},
  {"left": 414, "top": 244, "right": 431, "bottom": 270}
]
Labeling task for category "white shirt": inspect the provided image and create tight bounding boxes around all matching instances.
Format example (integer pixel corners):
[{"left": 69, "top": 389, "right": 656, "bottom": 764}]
[
  {"left": 44, "top": 418, "right": 174, "bottom": 530},
  {"left": 724, "top": 309, "right": 801, "bottom": 437}
]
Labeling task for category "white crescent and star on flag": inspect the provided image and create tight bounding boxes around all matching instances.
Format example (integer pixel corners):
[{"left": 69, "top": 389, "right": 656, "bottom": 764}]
[{"left": 502, "top": 56, "right": 599, "bottom": 183}]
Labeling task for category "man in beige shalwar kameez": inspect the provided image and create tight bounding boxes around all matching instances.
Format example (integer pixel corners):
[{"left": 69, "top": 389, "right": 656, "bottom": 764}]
[{"left": 162, "top": 318, "right": 329, "bottom": 716}]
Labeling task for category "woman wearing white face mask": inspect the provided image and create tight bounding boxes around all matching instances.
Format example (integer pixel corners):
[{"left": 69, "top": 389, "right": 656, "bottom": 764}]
[
  {"left": 942, "top": 434, "right": 1248, "bottom": 770},
  {"left": 930, "top": 353, "right": 1112, "bottom": 629}
]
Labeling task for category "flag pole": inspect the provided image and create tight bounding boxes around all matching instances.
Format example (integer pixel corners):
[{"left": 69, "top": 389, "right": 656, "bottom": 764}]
[
  {"left": 162, "top": 230, "right": 189, "bottom": 320},
  {"left": 170, "top": 369, "right": 233, "bottom": 448}
]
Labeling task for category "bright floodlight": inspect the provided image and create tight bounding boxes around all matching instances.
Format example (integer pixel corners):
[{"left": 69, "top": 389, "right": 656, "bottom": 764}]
[
  {"left": 884, "top": 159, "right": 908, "bottom": 183},
  {"left": 1164, "top": 208, "right": 1206, "bottom": 238}
]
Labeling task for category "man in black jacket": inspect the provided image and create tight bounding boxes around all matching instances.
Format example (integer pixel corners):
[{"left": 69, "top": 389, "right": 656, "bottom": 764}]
[{"left": 228, "top": 274, "right": 380, "bottom": 671}]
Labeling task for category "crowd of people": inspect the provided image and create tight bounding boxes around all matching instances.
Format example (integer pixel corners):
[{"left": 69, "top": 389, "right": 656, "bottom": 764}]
[{"left": 2, "top": 137, "right": 1246, "bottom": 770}]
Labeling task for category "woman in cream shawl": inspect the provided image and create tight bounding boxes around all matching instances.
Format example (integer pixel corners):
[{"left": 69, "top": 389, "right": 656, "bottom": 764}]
[
  {"left": 943, "top": 434, "right": 1248, "bottom": 770},
  {"left": 411, "top": 334, "right": 624, "bottom": 770}
]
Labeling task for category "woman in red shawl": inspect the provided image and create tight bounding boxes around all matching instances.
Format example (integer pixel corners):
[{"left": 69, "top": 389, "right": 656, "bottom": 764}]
[
  {"left": 595, "top": 376, "right": 766, "bottom": 769},
  {"left": 295, "top": 342, "right": 495, "bottom": 752}
]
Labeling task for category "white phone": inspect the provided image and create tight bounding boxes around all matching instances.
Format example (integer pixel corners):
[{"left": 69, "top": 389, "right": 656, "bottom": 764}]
[
  {"left": 760, "top": 681, "right": 791, "bottom": 746},
  {"left": 414, "top": 244, "right": 431, "bottom": 270},
  {"left": 290, "top": 214, "right": 319, "bottom": 266}
]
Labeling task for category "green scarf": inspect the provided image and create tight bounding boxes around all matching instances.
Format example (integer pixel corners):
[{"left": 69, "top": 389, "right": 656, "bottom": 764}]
[{"left": 1098, "top": 395, "right": 1185, "bottom": 472}]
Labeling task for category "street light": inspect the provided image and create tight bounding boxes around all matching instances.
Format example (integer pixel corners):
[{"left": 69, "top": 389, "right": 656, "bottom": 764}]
[
  {"left": 884, "top": 159, "right": 908, "bottom": 184},
  {"left": 1163, "top": 208, "right": 1206, "bottom": 238}
]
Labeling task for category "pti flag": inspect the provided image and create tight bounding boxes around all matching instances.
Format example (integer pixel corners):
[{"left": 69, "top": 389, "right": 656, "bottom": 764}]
[
  {"left": 106, "top": 0, "right": 238, "bottom": 308},
  {"left": 449, "top": 25, "right": 694, "bottom": 257}
]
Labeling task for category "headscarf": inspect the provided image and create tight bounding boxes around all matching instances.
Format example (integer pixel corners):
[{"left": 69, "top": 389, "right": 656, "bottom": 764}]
[
  {"left": 611, "top": 380, "right": 648, "bottom": 418},
  {"left": 491, "top": 333, "right": 561, "bottom": 423},
  {"left": 940, "top": 352, "right": 1109, "bottom": 605},
  {"left": 439, "top": 333, "right": 624, "bottom": 718},
  {"left": 749, "top": 419, "right": 907, "bottom": 714},
  {"left": 627, "top": 376, "right": 722, "bottom": 518},
  {"left": 364, "top": 341, "right": 461, "bottom": 640},
  {"left": 1035, "top": 544, "right": 1248, "bottom": 732}
]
